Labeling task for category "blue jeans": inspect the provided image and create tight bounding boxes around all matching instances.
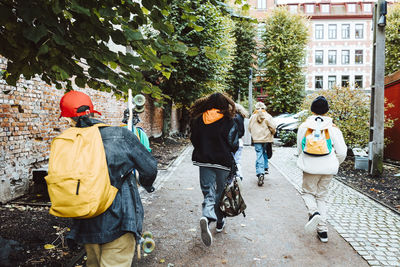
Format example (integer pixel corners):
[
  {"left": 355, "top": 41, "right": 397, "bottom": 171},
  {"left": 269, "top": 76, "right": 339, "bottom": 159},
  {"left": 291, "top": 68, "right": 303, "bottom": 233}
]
[
  {"left": 254, "top": 143, "right": 268, "bottom": 175},
  {"left": 199, "top": 167, "right": 229, "bottom": 223}
]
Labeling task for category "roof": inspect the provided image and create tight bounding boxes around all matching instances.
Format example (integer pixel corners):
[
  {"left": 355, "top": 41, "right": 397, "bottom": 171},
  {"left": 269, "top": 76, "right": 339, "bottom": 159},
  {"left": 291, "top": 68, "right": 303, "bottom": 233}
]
[{"left": 385, "top": 69, "right": 400, "bottom": 87}]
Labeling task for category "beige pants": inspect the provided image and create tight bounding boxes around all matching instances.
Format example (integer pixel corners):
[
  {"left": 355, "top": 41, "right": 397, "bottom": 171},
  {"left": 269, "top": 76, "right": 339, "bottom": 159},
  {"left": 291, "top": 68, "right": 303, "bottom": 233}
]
[
  {"left": 84, "top": 233, "right": 136, "bottom": 267},
  {"left": 301, "top": 172, "right": 333, "bottom": 232}
]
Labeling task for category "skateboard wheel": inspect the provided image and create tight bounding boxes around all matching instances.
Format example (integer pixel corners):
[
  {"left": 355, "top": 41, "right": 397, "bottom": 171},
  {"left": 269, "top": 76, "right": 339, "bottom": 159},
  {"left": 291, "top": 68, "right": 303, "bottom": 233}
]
[
  {"left": 142, "top": 231, "right": 153, "bottom": 239},
  {"left": 142, "top": 238, "right": 155, "bottom": 253}
]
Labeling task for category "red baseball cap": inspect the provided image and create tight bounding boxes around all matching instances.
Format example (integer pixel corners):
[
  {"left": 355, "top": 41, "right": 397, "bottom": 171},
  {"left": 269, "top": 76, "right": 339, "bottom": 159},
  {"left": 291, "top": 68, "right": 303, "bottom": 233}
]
[{"left": 59, "top": 91, "right": 101, "bottom": 118}]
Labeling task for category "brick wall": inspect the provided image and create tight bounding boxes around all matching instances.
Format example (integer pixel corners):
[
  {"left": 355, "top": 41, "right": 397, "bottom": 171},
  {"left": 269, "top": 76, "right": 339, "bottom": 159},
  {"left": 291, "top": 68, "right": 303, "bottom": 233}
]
[{"left": 0, "top": 57, "right": 165, "bottom": 203}]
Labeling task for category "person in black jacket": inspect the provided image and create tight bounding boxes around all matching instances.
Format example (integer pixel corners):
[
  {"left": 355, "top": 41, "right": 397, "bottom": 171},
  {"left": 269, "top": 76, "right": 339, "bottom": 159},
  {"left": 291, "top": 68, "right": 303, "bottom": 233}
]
[
  {"left": 233, "top": 103, "right": 249, "bottom": 180},
  {"left": 189, "top": 92, "right": 239, "bottom": 246},
  {"left": 58, "top": 91, "right": 157, "bottom": 267}
]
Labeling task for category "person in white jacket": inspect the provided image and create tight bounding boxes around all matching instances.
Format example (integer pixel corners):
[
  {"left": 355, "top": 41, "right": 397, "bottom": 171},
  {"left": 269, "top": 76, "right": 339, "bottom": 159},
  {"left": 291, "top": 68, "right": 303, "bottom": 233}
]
[{"left": 296, "top": 96, "right": 347, "bottom": 243}]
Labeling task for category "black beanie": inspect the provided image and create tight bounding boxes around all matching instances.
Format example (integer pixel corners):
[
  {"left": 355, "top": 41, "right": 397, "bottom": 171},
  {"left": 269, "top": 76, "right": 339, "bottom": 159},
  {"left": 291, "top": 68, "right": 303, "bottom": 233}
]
[{"left": 311, "top": 96, "right": 329, "bottom": 115}]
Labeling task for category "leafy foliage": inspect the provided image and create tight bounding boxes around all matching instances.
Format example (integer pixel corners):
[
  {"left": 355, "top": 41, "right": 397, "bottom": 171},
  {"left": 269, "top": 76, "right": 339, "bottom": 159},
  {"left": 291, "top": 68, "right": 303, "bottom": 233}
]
[
  {"left": 226, "top": 18, "right": 257, "bottom": 101},
  {"left": 0, "top": 0, "right": 186, "bottom": 98},
  {"left": 278, "top": 130, "right": 297, "bottom": 147},
  {"left": 159, "top": 0, "right": 236, "bottom": 105},
  {"left": 385, "top": 3, "right": 400, "bottom": 75},
  {"left": 259, "top": 7, "right": 309, "bottom": 113},
  {"left": 300, "top": 87, "right": 395, "bottom": 149}
]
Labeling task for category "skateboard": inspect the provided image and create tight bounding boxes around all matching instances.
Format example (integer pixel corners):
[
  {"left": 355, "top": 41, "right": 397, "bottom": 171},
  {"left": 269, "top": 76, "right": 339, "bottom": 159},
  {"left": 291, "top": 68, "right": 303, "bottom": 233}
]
[{"left": 137, "top": 231, "right": 155, "bottom": 259}]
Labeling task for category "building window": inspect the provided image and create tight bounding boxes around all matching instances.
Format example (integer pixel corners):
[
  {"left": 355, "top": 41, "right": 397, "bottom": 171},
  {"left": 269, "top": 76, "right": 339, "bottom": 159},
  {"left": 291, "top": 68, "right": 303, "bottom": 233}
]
[
  {"left": 315, "top": 76, "right": 323, "bottom": 89},
  {"left": 315, "top": 24, "right": 324, "bottom": 39},
  {"left": 328, "top": 76, "right": 336, "bottom": 89},
  {"left": 341, "top": 75, "right": 350, "bottom": 87},
  {"left": 315, "top": 50, "right": 323, "bottom": 65},
  {"left": 305, "top": 4, "right": 314, "bottom": 14},
  {"left": 257, "top": 0, "right": 267, "bottom": 9},
  {"left": 341, "top": 50, "right": 350, "bottom": 64},
  {"left": 355, "top": 50, "right": 363, "bottom": 64},
  {"left": 328, "top": 50, "right": 337, "bottom": 65},
  {"left": 355, "top": 24, "right": 364, "bottom": 39},
  {"left": 289, "top": 5, "right": 298, "bottom": 13},
  {"left": 363, "top": 4, "right": 372, "bottom": 13},
  {"left": 348, "top": 3, "right": 356, "bottom": 13},
  {"left": 328, "top": 24, "right": 337, "bottom": 39},
  {"left": 342, "top": 24, "right": 350, "bottom": 39},
  {"left": 355, "top": 75, "right": 363, "bottom": 88},
  {"left": 321, "top": 4, "right": 330, "bottom": 13}
]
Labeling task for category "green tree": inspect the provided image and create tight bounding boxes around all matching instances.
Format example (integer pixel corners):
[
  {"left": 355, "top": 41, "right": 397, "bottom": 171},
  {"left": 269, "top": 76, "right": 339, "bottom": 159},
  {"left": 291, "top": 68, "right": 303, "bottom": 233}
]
[
  {"left": 385, "top": 3, "right": 400, "bottom": 75},
  {"left": 259, "top": 7, "right": 309, "bottom": 113},
  {"left": 159, "top": 0, "right": 235, "bottom": 105},
  {"left": 0, "top": 0, "right": 189, "bottom": 98},
  {"left": 227, "top": 18, "right": 257, "bottom": 101}
]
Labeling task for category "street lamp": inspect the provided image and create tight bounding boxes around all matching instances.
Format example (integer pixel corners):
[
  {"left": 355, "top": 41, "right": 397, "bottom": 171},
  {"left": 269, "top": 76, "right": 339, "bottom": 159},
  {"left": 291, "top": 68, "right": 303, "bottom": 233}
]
[{"left": 377, "top": 1, "right": 387, "bottom": 27}]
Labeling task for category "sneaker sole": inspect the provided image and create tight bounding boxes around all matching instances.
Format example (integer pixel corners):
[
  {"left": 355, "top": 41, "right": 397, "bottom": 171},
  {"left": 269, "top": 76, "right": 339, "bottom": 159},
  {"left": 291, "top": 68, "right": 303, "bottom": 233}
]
[
  {"left": 257, "top": 176, "right": 264, "bottom": 186},
  {"left": 304, "top": 215, "right": 322, "bottom": 233},
  {"left": 200, "top": 218, "right": 212, "bottom": 246},
  {"left": 318, "top": 237, "right": 328, "bottom": 243}
]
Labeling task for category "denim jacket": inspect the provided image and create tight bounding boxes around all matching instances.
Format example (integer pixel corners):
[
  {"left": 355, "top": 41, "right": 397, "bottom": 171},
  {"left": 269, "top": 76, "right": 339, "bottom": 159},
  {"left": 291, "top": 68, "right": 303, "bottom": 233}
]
[{"left": 67, "top": 119, "right": 157, "bottom": 244}]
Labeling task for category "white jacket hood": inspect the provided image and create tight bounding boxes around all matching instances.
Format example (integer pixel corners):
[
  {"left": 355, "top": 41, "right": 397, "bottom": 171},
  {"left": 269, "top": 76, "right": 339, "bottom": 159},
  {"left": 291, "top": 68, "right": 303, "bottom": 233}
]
[{"left": 302, "top": 115, "right": 333, "bottom": 130}]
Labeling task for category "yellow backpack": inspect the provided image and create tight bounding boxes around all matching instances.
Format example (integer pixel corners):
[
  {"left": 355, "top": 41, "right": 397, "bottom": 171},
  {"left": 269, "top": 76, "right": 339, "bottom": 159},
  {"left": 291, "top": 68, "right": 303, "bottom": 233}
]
[{"left": 45, "top": 123, "right": 118, "bottom": 218}]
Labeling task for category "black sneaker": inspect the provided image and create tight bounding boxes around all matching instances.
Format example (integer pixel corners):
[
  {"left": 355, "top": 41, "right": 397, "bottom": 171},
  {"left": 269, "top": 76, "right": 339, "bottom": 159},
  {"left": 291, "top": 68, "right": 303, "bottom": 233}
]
[
  {"left": 216, "top": 218, "right": 226, "bottom": 233},
  {"left": 304, "top": 212, "right": 322, "bottom": 233},
  {"left": 317, "top": 231, "right": 328, "bottom": 243},
  {"left": 265, "top": 168, "right": 269, "bottom": 174},
  {"left": 200, "top": 217, "right": 212, "bottom": 246},
  {"left": 257, "top": 174, "right": 264, "bottom": 186}
]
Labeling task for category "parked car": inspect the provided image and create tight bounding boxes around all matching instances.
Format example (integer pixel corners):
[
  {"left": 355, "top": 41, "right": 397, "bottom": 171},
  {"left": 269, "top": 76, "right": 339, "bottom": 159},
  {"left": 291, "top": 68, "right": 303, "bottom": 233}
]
[{"left": 273, "top": 110, "right": 307, "bottom": 137}]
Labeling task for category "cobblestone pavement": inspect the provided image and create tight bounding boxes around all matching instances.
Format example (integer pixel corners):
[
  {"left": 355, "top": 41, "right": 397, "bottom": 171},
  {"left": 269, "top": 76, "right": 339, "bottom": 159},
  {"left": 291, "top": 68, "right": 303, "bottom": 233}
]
[{"left": 270, "top": 146, "right": 400, "bottom": 267}]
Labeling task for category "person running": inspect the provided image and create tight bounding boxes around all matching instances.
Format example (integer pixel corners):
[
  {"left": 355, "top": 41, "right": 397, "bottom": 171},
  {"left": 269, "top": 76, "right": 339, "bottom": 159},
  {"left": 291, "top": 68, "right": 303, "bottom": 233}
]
[
  {"left": 248, "top": 101, "right": 276, "bottom": 186},
  {"left": 189, "top": 92, "right": 239, "bottom": 246},
  {"left": 57, "top": 91, "right": 157, "bottom": 267},
  {"left": 297, "top": 96, "right": 347, "bottom": 243},
  {"left": 233, "top": 103, "right": 248, "bottom": 180}
]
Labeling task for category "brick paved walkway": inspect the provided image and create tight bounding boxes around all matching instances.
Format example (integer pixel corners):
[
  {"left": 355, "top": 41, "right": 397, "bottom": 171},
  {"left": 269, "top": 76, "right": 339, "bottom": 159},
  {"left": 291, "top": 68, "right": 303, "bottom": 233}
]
[{"left": 270, "top": 146, "right": 400, "bottom": 267}]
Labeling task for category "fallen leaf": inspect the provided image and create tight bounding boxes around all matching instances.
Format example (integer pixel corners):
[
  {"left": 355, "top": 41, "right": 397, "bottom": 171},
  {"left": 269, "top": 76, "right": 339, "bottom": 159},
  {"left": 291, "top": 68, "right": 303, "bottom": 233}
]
[
  {"left": 44, "top": 244, "right": 55, "bottom": 250},
  {"left": 221, "top": 259, "right": 227, "bottom": 264},
  {"left": 160, "top": 259, "right": 165, "bottom": 263}
]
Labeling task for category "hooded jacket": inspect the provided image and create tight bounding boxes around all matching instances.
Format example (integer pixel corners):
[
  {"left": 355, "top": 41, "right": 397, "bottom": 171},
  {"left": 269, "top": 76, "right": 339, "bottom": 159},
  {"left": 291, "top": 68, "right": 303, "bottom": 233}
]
[
  {"left": 248, "top": 110, "right": 276, "bottom": 143},
  {"left": 296, "top": 115, "right": 347, "bottom": 175},
  {"left": 190, "top": 109, "right": 239, "bottom": 170},
  {"left": 67, "top": 119, "right": 157, "bottom": 244}
]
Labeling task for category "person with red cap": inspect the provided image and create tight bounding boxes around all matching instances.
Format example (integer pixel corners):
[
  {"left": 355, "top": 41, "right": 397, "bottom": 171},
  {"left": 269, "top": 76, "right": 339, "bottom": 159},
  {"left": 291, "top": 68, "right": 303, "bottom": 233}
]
[
  {"left": 297, "top": 96, "right": 347, "bottom": 243},
  {"left": 57, "top": 91, "right": 157, "bottom": 267}
]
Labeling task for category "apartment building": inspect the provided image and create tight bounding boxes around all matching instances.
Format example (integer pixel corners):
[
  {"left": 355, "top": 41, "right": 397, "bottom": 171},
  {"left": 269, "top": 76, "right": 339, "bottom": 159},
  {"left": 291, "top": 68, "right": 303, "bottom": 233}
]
[{"left": 247, "top": 0, "right": 374, "bottom": 92}]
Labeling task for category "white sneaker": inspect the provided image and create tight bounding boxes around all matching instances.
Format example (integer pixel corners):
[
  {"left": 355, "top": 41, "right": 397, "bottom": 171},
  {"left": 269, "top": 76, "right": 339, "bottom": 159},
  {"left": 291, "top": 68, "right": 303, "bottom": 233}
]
[
  {"left": 304, "top": 212, "right": 322, "bottom": 233},
  {"left": 200, "top": 217, "right": 212, "bottom": 246}
]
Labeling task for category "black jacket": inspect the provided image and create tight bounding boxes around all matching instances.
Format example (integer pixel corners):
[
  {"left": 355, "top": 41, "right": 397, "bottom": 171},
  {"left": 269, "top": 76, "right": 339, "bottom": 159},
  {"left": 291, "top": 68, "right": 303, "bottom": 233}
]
[
  {"left": 234, "top": 113, "right": 245, "bottom": 139},
  {"left": 67, "top": 119, "right": 157, "bottom": 244},
  {"left": 190, "top": 115, "right": 239, "bottom": 170}
]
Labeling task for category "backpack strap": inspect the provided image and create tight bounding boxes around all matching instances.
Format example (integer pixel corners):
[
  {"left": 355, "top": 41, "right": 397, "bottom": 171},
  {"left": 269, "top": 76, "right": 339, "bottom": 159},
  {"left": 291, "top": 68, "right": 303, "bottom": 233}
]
[{"left": 115, "top": 168, "right": 135, "bottom": 190}]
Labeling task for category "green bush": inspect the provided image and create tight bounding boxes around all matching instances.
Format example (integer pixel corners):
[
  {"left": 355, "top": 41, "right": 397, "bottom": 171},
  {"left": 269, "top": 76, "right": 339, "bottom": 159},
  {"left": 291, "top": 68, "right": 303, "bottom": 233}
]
[
  {"left": 279, "top": 130, "right": 297, "bottom": 147},
  {"left": 300, "top": 87, "right": 395, "bottom": 149}
]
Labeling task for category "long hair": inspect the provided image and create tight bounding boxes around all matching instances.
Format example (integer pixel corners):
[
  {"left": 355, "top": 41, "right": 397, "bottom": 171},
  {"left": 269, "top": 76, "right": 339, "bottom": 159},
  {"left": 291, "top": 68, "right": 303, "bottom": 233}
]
[
  {"left": 190, "top": 92, "right": 236, "bottom": 119},
  {"left": 235, "top": 103, "right": 249, "bottom": 118}
]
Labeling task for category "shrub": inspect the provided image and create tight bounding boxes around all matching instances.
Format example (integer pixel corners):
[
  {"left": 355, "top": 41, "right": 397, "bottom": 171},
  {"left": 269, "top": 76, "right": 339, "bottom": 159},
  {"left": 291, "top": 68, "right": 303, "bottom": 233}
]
[
  {"left": 279, "top": 130, "right": 297, "bottom": 147},
  {"left": 300, "top": 87, "right": 395, "bottom": 149}
]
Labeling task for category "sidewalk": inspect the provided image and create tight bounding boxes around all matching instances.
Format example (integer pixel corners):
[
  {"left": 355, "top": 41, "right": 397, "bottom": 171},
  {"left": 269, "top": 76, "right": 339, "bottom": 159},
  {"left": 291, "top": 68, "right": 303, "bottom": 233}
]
[
  {"left": 270, "top": 146, "right": 400, "bottom": 267},
  {"left": 134, "top": 146, "right": 368, "bottom": 267}
]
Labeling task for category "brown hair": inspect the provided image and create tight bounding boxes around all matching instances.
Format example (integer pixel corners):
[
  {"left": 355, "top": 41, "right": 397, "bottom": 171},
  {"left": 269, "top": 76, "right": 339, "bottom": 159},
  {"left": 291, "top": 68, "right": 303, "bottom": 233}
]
[{"left": 190, "top": 92, "right": 236, "bottom": 119}]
